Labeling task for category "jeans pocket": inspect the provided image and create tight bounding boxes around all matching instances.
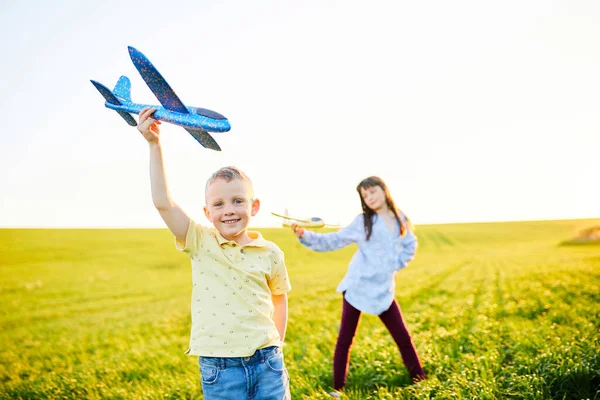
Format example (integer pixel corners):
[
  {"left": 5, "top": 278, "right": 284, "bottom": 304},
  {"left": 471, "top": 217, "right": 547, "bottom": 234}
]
[
  {"left": 200, "top": 363, "right": 220, "bottom": 385},
  {"left": 266, "top": 352, "right": 285, "bottom": 373}
]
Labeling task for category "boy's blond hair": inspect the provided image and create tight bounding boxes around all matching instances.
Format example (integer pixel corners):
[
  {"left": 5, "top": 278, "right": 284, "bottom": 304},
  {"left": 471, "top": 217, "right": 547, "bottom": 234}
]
[{"left": 205, "top": 166, "right": 254, "bottom": 198}]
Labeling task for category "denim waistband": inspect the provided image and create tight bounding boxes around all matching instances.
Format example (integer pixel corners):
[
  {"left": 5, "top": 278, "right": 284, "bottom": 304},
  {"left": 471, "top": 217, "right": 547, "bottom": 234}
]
[{"left": 199, "top": 346, "right": 280, "bottom": 368}]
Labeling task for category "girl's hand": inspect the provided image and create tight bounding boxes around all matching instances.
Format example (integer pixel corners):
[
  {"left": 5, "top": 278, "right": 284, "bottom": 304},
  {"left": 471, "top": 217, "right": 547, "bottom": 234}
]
[
  {"left": 137, "top": 107, "right": 162, "bottom": 143},
  {"left": 291, "top": 223, "right": 304, "bottom": 239}
]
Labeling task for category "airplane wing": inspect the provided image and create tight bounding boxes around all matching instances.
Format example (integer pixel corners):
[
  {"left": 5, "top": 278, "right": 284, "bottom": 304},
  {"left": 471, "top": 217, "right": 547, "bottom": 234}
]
[
  {"left": 271, "top": 212, "right": 311, "bottom": 223},
  {"left": 184, "top": 128, "right": 221, "bottom": 151},
  {"left": 272, "top": 211, "right": 338, "bottom": 228},
  {"left": 128, "top": 46, "right": 189, "bottom": 114},
  {"left": 90, "top": 80, "right": 137, "bottom": 126}
]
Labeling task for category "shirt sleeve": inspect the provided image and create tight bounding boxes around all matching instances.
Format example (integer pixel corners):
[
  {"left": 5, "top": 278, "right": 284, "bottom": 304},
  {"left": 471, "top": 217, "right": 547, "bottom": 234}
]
[
  {"left": 174, "top": 219, "right": 205, "bottom": 256},
  {"left": 397, "top": 228, "right": 418, "bottom": 270},
  {"left": 299, "top": 214, "right": 363, "bottom": 252},
  {"left": 267, "top": 246, "right": 291, "bottom": 295}
]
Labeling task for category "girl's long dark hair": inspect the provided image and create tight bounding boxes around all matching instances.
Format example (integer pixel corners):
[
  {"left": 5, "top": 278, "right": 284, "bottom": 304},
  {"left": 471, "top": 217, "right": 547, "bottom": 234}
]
[{"left": 356, "top": 176, "right": 409, "bottom": 241}]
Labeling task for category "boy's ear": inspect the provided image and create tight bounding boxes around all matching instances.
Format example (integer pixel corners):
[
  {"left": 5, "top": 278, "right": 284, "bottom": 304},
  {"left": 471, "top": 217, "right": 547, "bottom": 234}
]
[
  {"left": 251, "top": 198, "right": 260, "bottom": 216},
  {"left": 203, "top": 206, "right": 212, "bottom": 221}
]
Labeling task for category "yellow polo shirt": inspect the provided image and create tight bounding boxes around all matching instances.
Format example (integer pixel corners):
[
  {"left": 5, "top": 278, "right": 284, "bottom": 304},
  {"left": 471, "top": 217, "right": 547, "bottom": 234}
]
[{"left": 176, "top": 220, "right": 291, "bottom": 357}]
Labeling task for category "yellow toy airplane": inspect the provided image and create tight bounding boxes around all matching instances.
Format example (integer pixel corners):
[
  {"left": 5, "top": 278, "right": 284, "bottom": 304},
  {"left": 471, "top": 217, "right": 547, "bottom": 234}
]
[{"left": 271, "top": 210, "right": 339, "bottom": 228}]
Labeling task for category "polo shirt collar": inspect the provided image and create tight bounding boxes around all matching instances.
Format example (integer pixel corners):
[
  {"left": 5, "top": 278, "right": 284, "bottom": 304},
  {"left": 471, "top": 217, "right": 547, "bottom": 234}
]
[{"left": 216, "top": 230, "right": 268, "bottom": 247}]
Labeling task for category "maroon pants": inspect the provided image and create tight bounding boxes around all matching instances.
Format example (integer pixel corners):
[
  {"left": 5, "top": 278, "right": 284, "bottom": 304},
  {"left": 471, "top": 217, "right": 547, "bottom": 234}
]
[{"left": 333, "top": 295, "right": 426, "bottom": 390}]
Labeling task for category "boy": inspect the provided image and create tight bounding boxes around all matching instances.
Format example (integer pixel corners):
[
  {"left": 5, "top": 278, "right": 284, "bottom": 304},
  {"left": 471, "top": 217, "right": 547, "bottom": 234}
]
[{"left": 137, "top": 107, "right": 291, "bottom": 399}]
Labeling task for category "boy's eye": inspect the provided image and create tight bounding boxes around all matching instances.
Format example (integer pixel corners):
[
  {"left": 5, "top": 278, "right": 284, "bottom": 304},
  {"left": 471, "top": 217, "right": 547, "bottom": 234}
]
[
  {"left": 234, "top": 199, "right": 244, "bottom": 204},
  {"left": 214, "top": 202, "right": 223, "bottom": 207}
]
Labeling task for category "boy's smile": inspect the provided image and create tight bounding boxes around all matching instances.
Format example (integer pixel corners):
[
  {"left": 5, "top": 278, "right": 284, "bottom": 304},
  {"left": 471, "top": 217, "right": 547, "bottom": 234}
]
[{"left": 204, "top": 178, "right": 260, "bottom": 244}]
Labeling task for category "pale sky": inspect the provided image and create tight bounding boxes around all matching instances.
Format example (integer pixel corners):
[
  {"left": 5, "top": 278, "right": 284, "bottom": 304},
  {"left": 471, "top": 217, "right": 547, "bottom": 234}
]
[{"left": 1, "top": 0, "right": 598, "bottom": 228}]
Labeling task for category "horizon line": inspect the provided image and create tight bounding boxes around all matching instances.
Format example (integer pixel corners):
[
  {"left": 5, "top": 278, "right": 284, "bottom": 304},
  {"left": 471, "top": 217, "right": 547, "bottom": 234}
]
[{"left": 1, "top": 216, "right": 599, "bottom": 230}]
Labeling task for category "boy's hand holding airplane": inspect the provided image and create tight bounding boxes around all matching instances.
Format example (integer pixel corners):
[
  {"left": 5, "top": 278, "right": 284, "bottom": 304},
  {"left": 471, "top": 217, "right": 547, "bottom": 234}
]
[
  {"left": 137, "top": 107, "right": 162, "bottom": 143},
  {"left": 291, "top": 223, "right": 305, "bottom": 239}
]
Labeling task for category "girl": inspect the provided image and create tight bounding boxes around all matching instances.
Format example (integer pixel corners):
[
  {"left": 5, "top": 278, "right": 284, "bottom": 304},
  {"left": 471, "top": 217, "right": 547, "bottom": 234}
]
[{"left": 291, "top": 176, "right": 426, "bottom": 393}]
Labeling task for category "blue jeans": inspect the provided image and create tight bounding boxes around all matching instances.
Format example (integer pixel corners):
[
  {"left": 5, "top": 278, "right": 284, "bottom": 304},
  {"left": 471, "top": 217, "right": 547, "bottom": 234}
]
[{"left": 199, "top": 346, "right": 290, "bottom": 400}]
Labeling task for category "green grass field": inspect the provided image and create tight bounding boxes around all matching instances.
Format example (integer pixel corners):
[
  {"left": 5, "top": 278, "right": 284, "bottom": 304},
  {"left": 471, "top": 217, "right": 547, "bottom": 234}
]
[{"left": 1, "top": 219, "right": 599, "bottom": 399}]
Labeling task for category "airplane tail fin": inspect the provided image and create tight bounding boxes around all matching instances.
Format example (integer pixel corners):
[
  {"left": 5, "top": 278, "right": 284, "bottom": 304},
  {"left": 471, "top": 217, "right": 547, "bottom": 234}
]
[
  {"left": 90, "top": 78, "right": 137, "bottom": 126},
  {"left": 112, "top": 76, "right": 133, "bottom": 103}
]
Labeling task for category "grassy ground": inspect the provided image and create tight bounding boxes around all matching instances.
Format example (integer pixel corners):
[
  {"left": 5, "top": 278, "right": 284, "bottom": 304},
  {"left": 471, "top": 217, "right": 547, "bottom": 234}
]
[{"left": 1, "top": 219, "right": 599, "bottom": 399}]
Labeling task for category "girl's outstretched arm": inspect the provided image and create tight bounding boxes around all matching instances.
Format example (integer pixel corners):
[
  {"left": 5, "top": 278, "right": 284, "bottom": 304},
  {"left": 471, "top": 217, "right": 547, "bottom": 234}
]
[{"left": 296, "top": 215, "right": 363, "bottom": 252}]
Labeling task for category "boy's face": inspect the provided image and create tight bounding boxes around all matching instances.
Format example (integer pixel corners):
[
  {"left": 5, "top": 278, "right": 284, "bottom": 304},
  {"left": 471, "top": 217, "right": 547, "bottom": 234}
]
[{"left": 203, "top": 178, "right": 259, "bottom": 243}]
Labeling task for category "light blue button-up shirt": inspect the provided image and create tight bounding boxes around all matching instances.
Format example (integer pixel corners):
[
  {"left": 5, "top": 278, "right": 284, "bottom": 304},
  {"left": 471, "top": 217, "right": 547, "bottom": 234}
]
[{"left": 299, "top": 213, "right": 417, "bottom": 315}]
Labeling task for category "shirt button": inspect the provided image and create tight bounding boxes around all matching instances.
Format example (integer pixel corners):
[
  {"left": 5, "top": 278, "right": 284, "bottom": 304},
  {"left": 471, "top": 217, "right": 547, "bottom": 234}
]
[{"left": 244, "top": 357, "right": 250, "bottom": 361}]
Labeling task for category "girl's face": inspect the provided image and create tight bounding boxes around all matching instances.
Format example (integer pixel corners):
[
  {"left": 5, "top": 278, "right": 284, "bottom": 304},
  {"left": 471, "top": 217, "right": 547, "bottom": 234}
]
[{"left": 360, "top": 185, "right": 388, "bottom": 212}]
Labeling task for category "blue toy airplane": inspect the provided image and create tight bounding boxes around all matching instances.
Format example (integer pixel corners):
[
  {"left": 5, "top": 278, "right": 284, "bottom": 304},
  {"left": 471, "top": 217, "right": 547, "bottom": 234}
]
[{"left": 91, "top": 46, "right": 230, "bottom": 151}]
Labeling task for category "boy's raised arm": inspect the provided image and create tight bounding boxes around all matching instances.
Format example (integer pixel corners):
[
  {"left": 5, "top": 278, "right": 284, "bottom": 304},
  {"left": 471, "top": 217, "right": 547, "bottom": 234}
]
[{"left": 139, "top": 108, "right": 190, "bottom": 243}]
